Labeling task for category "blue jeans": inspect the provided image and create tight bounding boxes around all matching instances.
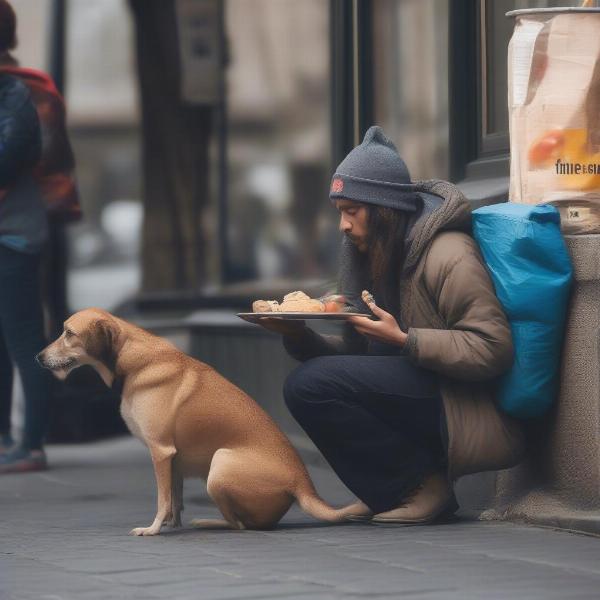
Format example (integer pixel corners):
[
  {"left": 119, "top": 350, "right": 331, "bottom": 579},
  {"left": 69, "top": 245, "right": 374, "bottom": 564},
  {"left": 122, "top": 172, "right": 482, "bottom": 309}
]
[
  {"left": 0, "top": 244, "right": 50, "bottom": 449},
  {"left": 284, "top": 354, "right": 447, "bottom": 513}
]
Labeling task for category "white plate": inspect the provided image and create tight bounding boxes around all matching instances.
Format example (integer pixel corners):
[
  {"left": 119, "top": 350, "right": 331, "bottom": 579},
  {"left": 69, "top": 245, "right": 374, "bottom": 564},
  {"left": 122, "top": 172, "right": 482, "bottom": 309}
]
[{"left": 237, "top": 311, "right": 372, "bottom": 323}]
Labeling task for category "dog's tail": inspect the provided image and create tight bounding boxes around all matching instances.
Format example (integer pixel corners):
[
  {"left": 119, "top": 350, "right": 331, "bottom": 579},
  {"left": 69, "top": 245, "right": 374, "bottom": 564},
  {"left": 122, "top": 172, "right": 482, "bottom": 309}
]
[{"left": 294, "top": 484, "right": 371, "bottom": 523}]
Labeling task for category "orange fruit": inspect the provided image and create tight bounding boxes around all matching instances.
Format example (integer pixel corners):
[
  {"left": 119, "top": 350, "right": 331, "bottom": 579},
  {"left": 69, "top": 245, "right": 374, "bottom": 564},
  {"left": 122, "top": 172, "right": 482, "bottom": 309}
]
[{"left": 323, "top": 301, "right": 342, "bottom": 313}]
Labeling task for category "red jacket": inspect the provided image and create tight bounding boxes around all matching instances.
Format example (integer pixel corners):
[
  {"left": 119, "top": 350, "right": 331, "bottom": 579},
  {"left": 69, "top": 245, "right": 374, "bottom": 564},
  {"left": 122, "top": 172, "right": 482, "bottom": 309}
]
[{"left": 0, "top": 66, "right": 81, "bottom": 222}]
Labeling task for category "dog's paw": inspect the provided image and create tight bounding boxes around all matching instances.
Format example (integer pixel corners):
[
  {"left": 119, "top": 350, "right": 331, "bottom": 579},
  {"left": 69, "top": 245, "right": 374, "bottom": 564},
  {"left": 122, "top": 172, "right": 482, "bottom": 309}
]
[{"left": 129, "top": 526, "right": 160, "bottom": 536}]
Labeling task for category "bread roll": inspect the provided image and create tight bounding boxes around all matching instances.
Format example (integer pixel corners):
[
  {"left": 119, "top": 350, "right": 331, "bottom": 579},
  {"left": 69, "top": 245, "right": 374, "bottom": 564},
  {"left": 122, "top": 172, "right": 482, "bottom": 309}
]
[
  {"left": 280, "top": 290, "right": 324, "bottom": 312},
  {"left": 252, "top": 300, "right": 281, "bottom": 313},
  {"left": 252, "top": 290, "right": 326, "bottom": 313},
  {"left": 282, "top": 291, "right": 311, "bottom": 303},
  {"left": 280, "top": 299, "right": 325, "bottom": 312}
]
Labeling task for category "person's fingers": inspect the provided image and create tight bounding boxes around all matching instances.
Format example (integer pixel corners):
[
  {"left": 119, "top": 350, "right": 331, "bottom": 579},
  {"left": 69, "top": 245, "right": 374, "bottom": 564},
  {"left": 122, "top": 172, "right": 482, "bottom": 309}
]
[
  {"left": 367, "top": 303, "right": 388, "bottom": 319},
  {"left": 353, "top": 319, "right": 397, "bottom": 338},
  {"left": 351, "top": 318, "right": 376, "bottom": 329},
  {"left": 347, "top": 315, "right": 372, "bottom": 325},
  {"left": 360, "top": 291, "right": 388, "bottom": 319},
  {"left": 355, "top": 316, "right": 383, "bottom": 328},
  {"left": 353, "top": 324, "right": 380, "bottom": 337},
  {"left": 348, "top": 320, "right": 377, "bottom": 333}
]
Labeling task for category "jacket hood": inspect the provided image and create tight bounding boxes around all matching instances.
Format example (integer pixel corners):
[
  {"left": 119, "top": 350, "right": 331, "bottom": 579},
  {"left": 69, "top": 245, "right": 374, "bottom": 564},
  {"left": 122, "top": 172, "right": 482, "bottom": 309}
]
[{"left": 402, "top": 180, "right": 472, "bottom": 274}]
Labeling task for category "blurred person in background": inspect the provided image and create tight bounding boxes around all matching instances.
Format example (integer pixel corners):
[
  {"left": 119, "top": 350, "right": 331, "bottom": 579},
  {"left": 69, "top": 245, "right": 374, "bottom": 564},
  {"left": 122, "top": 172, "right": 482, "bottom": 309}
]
[
  {"left": 0, "top": 0, "right": 80, "bottom": 473},
  {"left": 258, "top": 127, "right": 524, "bottom": 524}
]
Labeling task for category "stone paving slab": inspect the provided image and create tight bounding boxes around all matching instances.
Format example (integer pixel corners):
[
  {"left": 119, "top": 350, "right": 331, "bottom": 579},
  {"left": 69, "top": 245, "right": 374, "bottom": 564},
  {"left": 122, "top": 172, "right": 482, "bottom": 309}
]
[{"left": 2, "top": 436, "right": 600, "bottom": 599}]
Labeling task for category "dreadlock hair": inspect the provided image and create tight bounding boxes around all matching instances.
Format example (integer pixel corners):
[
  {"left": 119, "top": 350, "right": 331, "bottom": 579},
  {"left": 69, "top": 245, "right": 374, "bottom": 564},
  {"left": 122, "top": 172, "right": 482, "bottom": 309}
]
[{"left": 365, "top": 204, "right": 410, "bottom": 317}]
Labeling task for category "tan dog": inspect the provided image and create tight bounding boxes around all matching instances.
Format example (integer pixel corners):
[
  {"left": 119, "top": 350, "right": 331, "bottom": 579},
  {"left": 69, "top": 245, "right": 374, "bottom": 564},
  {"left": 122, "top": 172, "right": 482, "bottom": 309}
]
[{"left": 38, "top": 308, "right": 370, "bottom": 535}]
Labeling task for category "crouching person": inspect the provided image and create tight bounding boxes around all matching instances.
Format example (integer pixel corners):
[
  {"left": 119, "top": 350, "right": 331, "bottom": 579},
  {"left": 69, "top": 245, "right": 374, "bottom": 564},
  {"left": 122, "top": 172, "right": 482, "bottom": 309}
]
[{"left": 257, "top": 127, "right": 525, "bottom": 524}]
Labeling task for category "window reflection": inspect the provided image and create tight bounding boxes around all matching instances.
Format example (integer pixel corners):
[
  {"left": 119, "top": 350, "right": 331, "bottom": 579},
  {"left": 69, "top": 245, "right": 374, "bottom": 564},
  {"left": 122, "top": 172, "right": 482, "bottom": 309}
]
[
  {"left": 372, "top": 0, "right": 450, "bottom": 181},
  {"left": 64, "top": 0, "right": 141, "bottom": 311},
  {"left": 223, "top": 0, "right": 335, "bottom": 284}
]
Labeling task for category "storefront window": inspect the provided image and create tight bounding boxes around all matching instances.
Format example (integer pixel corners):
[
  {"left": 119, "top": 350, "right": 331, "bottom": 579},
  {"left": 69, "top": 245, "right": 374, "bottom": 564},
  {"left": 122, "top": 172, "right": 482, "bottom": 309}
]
[
  {"left": 223, "top": 0, "right": 335, "bottom": 283},
  {"left": 372, "top": 0, "right": 450, "bottom": 181},
  {"left": 64, "top": 0, "right": 141, "bottom": 312}
]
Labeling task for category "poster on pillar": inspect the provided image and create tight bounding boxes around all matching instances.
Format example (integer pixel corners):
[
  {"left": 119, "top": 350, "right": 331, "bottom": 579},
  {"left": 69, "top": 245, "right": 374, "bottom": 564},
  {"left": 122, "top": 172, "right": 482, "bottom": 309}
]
[
  {"left": 507, "top": 7, "right": 600, "bottom": 234},
  {"left": 175, "top": 0, "right": 222, "bottom": 106}
]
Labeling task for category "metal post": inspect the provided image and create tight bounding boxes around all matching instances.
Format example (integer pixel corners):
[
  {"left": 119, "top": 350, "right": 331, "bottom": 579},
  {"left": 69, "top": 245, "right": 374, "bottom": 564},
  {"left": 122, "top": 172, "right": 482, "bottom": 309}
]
[
  {"left": 47, "top": 0, "right": 69, "bottom": 334},
  {"left": 217, "top": 0, "right": 230, "bottom": 285},
  {"left": 354, "top": 0, "right": 373, "bottom": 142},
  {"left": 330, "top": 0, "right": 354, "bottom": 171},
  {"left": 49, "top": 0, "right": 66, "bottom": 93},
  {"left": 330, "top": 0, "right": 373, "bottom": 171},
  {"left": 448, "top": 0, "right": 478, "bottom": 182}
]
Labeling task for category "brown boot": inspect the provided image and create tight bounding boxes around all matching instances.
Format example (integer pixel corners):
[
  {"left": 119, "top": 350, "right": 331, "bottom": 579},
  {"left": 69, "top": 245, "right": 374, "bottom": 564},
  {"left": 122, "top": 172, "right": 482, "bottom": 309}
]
[
  {"left": 371, "top": 473, "right": 457, "bottom": 524},
  {"left": 344, "top": 501, "right": 374, "bottom": 522}
]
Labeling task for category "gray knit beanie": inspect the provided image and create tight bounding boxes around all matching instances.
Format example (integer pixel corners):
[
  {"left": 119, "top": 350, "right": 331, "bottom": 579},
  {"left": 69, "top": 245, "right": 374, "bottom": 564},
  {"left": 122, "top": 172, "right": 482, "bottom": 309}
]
[{"left": 329, "top": 126, "right": 420, "bottom": 212}]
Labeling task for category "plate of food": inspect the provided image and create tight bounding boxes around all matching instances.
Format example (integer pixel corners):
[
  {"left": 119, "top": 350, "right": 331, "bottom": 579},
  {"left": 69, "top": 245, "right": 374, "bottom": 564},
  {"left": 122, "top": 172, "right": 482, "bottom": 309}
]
[{"left": 237, "top": 291, "right": 372, "bottom": 322}]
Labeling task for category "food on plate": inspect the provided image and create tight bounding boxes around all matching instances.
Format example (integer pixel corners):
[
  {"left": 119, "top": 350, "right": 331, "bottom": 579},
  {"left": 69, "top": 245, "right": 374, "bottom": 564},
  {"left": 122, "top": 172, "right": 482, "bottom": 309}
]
[
  {"left": 252, "top": 291, "right": 348, "bottom": 314},
  {"left": 323, "top": 300, "right": 342, "bottom": 312},
  {"left": 279, "top": 291, "right": 324, "bottom": 313},
  {"left": 252, "top": 300, "right": 281, "bottom": 313},
  {"left": 361, "top": 290, "right": 375, "bottom": 306}
]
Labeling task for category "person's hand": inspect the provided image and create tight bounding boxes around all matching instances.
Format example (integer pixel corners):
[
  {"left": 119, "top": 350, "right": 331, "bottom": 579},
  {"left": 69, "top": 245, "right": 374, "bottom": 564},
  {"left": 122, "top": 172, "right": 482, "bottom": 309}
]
[
  {"left": 256, "top": 317, "right": 307, "bottom": 336},
  {"left": 347, "top": 291, "right": 408, "bottom": 346}
]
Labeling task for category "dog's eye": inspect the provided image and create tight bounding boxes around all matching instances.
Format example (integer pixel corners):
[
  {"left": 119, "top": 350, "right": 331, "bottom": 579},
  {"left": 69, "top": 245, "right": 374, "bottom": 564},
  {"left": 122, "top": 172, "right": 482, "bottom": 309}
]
[{"left": 64, "top": 329, "right": 74, "bottom": 339}]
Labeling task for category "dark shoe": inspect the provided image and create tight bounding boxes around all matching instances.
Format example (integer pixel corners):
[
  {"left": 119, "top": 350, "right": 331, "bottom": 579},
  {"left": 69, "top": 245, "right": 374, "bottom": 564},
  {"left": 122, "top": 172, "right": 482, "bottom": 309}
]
[
  {"left": 0, "top": 446, "right": 48, "bottom": 474},
  {"left": 371, "top": 473, "right": 457, "bottom": 525},
  {"left": 345, "top": 515, "right": 373, "bottom": 523}
]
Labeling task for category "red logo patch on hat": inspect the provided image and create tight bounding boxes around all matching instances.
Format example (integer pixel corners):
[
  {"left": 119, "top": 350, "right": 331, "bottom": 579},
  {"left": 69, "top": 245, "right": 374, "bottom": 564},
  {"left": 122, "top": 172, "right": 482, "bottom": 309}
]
[{"left": 331, "top": 178, "right": 344, "bottom": 193}]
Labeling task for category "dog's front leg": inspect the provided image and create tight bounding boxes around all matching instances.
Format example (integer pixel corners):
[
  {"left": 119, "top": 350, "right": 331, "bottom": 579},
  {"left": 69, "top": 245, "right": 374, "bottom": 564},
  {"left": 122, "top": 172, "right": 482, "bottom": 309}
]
[
  {"left": 165, "top": 461, "right": 183, "bottom": 527},
  {"left": 130, "top": 445, "right": 176, "bottom": 536}
]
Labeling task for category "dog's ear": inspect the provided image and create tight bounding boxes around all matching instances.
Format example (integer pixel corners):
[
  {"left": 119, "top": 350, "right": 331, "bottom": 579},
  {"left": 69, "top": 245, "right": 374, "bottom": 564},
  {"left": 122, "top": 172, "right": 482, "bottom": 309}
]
[{"left": 85, "top": 319, "right": 122, "bottom": 371}]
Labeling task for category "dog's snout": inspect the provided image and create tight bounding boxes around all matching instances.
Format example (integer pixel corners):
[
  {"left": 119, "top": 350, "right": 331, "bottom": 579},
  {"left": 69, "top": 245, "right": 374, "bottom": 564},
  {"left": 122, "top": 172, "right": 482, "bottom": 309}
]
[{"left": 35, "top": 352, "right": 45, "bottom": 367}]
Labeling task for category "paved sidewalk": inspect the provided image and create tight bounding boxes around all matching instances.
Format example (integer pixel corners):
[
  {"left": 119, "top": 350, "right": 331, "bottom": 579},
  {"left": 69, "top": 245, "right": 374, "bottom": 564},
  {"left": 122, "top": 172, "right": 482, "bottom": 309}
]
[{"left": 2, "top": 436, "right": 600, "bottom": 600}]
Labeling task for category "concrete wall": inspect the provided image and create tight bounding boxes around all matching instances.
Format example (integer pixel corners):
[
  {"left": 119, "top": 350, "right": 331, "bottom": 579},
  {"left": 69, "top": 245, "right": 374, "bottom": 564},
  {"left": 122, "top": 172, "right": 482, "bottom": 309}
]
[{"left": 485, "top": 234, "right": 600, "bottom": 534}]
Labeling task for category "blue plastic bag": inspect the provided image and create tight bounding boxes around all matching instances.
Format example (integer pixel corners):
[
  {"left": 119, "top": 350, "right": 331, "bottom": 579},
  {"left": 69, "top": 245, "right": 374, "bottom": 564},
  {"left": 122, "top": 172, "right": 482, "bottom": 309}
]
[{"left": 472, "top": 203, "right": 573, "bottom": 419}]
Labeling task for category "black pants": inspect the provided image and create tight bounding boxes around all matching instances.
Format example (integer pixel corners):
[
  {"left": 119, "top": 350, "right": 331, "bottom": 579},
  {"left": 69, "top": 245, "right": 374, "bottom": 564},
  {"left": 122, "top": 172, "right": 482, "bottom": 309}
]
[
  {"left": 0, "top": 244, "right": 50, "bottom": 450},
  {"left": 284, "top": 354, "right": 447, "bottom": 514}
]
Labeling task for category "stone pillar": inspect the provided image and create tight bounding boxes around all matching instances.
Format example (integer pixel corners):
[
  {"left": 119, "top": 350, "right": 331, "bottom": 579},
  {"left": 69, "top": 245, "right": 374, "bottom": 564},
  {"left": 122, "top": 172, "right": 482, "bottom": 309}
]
[{"left": 487, "top": 234, "right": 600, "bottom": 532}]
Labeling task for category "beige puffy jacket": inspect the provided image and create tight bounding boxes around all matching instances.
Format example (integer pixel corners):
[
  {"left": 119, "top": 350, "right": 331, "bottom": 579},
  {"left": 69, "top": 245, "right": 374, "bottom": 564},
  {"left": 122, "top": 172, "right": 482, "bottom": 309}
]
[{"left": 284, "top": 180, "right": 525, "bottom": 480}]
